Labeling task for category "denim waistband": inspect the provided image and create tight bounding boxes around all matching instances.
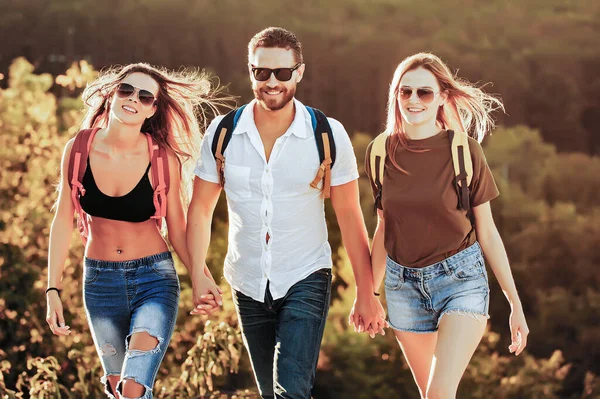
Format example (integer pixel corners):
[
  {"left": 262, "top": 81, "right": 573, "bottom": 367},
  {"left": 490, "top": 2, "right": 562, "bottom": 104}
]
[
  {"left": 84, "top": 251, "right": 172, "bottom": 269},
  {"left": 386, "top": 242, "right": 482, "bottom": 280}
]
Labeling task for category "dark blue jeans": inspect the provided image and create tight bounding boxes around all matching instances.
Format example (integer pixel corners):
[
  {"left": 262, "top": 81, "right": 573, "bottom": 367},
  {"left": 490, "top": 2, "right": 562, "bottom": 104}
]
[{"left": 233, "top": 268, "right": 332, "bottom": 399}]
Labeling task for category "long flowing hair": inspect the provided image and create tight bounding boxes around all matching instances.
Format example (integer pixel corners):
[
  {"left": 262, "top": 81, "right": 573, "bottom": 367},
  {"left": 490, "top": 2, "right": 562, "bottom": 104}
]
[
  {"left": 384, "top": 53, "right": 504, "bottom": 171},
  {"left": 80, "top": 62, "right": 229, "bottom": 207}
]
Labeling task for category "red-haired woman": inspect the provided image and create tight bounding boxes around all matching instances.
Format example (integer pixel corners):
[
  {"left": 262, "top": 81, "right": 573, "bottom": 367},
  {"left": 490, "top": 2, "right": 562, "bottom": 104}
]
[{"left": 46, "top": 63, "right": 223, "bottom": 398}]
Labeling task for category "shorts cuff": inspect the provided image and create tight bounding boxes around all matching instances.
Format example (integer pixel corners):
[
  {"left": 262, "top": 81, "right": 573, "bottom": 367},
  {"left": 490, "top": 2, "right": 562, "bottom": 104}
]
[{"left": 387, "top": 320, "right": 437, "bottom": 334}]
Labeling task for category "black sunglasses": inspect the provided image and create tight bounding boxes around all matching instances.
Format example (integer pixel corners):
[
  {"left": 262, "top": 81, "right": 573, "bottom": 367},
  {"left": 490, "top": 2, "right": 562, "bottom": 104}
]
[
  {"left": 115, "top": 83, "right": 157, "bottom": 106},
  {"left": 251, "top": 63, "right": 302, "bottom": 82},
  {"left": 399, "top": 87, "right": 439, "bottom": 104}
]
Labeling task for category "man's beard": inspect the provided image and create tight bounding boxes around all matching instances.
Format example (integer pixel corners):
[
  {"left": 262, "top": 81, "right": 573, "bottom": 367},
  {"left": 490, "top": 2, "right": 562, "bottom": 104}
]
[{"left": 254, "top": 86, "right": 296, "bottom": 111}]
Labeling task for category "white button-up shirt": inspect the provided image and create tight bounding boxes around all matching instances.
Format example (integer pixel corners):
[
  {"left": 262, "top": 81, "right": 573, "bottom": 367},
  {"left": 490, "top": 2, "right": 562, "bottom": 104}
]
[{"left": 194, "top": 99, "right": 359, "bottom": 302}]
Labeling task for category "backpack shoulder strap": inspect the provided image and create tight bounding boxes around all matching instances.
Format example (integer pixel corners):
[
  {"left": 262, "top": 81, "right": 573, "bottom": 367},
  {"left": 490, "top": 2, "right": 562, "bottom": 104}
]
[
  {"left": 448, "top": 130, "right": 474, "bottom": 222},
  {"left": 307, "top": 106, "right": 336, "bottom": 198},
  {"left": 306, "top": 106, "right": 336, "bottom": 167},
  {"left": 211, "top": 105, "right": 247, "bottom": 188},
  {"left": 146, "top": 134, "right": 170, "bottom": 229},
  {"left": 67, "top": 127, "right": 100, "bottom": 244},
  {"left": 369, "top": 132, "right": 388, "bottom": 212},
  {"left": 67, "top": 128, "right": 97, "bottom": 190}
]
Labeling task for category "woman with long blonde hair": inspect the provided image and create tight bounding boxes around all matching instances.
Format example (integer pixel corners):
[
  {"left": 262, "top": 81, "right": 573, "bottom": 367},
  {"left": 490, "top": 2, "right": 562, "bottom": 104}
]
[
  {"left": 46, "top": 63, "right": 224, "bottom": 398},
  {"left": 365, "top": 53, "right": 529, "bottom": 399}
]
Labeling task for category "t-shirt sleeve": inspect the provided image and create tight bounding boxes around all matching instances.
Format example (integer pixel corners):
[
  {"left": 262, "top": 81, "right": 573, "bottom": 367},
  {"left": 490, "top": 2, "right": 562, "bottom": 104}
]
[
  {"left": 328, "top": 117, "right": 360, "bottom": 186},
  {"left": 364, "top": 140, "right": 383, "bottom": 210},
  {"left": 193, "top": 116, "right": 225, "bottom": 184},
  {"left": 468, "top": 137, "right": 499, "bottom": 207}
]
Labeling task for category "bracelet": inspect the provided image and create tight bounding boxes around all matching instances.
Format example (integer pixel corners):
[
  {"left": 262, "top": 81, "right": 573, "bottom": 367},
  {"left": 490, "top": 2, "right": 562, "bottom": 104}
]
[
  {"left": 373, "top": 292, "right": 380, "bottom": 297},
  {"left": 45, "top": 287, "right": 61, "bottom": 296}
]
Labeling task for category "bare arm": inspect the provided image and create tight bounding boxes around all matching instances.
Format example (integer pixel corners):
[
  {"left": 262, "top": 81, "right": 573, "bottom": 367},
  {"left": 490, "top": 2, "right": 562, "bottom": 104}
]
[
  {"left": 331, "top": 181, "right": 387, "bottom": 336},
  {"left": 46, "top": 139, "right": 76, "bottom": 336},
  {"left": 474, "top": 202, "right": 519, "bottom": 306},
  {"left": 186, "top": 176, "right": 223, "bottom": 313},
  {"left": 474, "top": 201, "right": 529, "bottom": 355},
  {"left": 330, "top": 180, "right": 373, "bottom": 293},
  {"left": 371, "top": 209, "right": 387, "bottom": 293},
  {"left": 165, "top": 151, "right": 191, "bottom": 269}
]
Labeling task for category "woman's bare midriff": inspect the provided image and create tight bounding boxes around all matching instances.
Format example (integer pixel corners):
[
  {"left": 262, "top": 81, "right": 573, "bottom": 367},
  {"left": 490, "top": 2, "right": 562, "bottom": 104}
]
[{"left": 84, "top": 217, "right": 169, "bottom": 261}]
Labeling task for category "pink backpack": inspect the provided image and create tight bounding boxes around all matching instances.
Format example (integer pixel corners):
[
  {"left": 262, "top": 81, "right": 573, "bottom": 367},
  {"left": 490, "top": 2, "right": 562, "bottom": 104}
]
[{"left": 67, "top": 128, "right": 170, "bottom": 243}]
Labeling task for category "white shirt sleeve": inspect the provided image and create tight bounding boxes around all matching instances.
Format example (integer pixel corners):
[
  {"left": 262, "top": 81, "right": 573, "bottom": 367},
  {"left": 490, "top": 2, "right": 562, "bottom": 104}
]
[
  {"left": 328, "top": 117, "right": 360, "bottom": 186},
  {"left": 193, "top": 115, "right": 225, "bottom": 184}
]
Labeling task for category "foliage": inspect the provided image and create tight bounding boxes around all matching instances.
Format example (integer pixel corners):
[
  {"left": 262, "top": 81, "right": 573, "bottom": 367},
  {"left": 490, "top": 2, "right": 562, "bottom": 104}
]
[
  {"left": 1, "top": 56, "right": 599, "bottom": 398},
  {"left": 2, "top": 0, "right": 600, "bottom": 153}
]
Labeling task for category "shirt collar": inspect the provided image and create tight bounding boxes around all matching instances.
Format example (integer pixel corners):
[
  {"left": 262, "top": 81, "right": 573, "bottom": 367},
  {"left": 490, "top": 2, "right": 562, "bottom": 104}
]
[{"left": 232, "top": 98, "right": 309, "bottom": 139}]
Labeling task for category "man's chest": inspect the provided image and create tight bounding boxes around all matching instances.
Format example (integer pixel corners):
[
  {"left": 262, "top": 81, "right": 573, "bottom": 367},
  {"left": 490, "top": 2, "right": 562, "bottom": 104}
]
[{"left": 223, "top": 135, "right": 322, "bottom": 198}]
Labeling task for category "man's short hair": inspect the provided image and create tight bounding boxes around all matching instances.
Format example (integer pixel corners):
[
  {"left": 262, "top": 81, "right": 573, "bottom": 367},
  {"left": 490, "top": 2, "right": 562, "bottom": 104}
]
[{"left": 248, "top": 27, "right": 303, "bottom": 64}]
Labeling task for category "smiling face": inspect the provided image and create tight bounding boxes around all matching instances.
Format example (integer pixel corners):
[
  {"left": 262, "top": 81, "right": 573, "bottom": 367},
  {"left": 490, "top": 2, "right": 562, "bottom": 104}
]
[
  {"left": 109, "top": 72, "right": 159, "bottom": 126},
  {"left": 249, "top": 47, "right": 304, "bottom": 111},
  {"left": 398, "top": 67, "right": 447, "bottom": 128}
]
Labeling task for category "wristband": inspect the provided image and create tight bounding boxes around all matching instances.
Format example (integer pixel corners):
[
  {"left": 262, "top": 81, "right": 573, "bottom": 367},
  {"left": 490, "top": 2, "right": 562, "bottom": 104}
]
[{"left": 45, "top": 287, "right": 61, "bottom": 296}]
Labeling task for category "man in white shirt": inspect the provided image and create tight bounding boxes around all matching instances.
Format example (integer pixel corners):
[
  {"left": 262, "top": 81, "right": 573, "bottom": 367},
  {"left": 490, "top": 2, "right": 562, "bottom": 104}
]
[{"left": 186, "top": 27, "right": 386, "bottom": 399}]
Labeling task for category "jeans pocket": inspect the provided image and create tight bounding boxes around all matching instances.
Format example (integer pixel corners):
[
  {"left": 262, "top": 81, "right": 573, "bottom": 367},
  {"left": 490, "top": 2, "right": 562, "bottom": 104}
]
[
  {"left": 151, "top": 258, "right": 177, "bottom": 278},
  {"left": 84, "top": 267, "right": 99, "bottom": 285},
  {"left": 384, "top": 271, "right": 404, "bottom": 291},
  {"left": 452, "top": 258, "right": 485, "bottom": 282}
]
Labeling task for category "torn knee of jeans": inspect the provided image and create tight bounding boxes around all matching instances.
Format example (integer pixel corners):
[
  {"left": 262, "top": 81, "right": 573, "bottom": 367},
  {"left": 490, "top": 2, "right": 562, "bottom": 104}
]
[
  {"left": 438, "top": 309, "right": 489, "bottom": 326},
  {"left": 116, "top": 377, "right": 151, "bottom": 399},
  {"left": 125, "top": 328, "right": 163, "bottom": 357},
  {"left": 100, "top": 373, "right": 120, "bottom": 399},
  {"left": 99, "top": 342, "right": 117, "bottom": 357}
]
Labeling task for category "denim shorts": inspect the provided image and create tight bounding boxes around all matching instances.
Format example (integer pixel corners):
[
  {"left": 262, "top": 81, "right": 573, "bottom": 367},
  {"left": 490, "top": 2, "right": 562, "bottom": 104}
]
[
  {"left": 385, "top": 242, "right": 489, "bottom": 333},
  {"left": 83, "top": 251, "right": 180, "bottom": 399}
]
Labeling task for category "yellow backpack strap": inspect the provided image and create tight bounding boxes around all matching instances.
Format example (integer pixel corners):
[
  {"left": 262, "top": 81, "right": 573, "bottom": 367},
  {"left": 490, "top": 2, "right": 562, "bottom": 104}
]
[
  {"left": 449, "top": 130, "right": 474, "bottom": 222},
  {"left": 369, "top": 132, "right": 388, "bottom": 211}
]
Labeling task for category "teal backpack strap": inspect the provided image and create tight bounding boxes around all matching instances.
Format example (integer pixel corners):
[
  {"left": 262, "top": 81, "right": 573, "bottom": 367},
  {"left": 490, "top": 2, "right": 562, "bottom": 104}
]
[
  {"left": 307, "top": 106, "right": 336, "bottom": 198},
  {"left": 211, "top": 105, "right": 247, "bottom": 187}
]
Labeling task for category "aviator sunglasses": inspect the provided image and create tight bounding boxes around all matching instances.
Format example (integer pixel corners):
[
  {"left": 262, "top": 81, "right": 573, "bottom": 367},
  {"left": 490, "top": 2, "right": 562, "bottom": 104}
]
[
  {"left": 115, "top": 83, "right": 157, "bottom": 106},
  {"left": 399, "top": 87, "right": 440, "bottom": 104},
  {"left": 251, "top": 63, "right": 302, "bottom": 82}
]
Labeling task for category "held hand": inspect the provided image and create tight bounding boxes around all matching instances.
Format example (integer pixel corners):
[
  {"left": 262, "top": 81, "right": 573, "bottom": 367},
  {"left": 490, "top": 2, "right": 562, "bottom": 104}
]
[
  {"left": 349, "top": 291, "right": 388, "bottom": 338},
  {"left": 508, "top": 304, "right": 529, "bottom": 356},
  {"left": 190, "top": 270, "right": 223, "bottom": 316},
  {"left": 191, "top": 293, "right": 221, "bottom": 316},
  {"left": 45, "top": 291, "right": 71, "bottom": 336},
  {"left": 366, "top": 297, "right": 389, "bottom": 338},
  {"left": 348, "top": 302, "right": 364, "bottom": 333}
]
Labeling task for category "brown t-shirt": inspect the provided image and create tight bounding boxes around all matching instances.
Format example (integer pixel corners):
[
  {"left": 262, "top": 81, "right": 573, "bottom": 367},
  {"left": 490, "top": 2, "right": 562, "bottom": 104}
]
[{"left": 365, "top": 130, "right": 499, "bottom": 268}]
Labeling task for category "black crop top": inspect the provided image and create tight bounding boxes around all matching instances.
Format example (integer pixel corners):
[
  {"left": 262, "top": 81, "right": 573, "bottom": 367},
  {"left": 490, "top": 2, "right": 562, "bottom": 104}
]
[{"left": 79, "top": 159, "right": 156, "bottom": 222}]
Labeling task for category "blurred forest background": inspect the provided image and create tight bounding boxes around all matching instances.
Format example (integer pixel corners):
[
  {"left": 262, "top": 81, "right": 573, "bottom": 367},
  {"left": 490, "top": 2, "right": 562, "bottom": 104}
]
[{"left": 1, "top": 0, "right": 599, "bottom": 398}]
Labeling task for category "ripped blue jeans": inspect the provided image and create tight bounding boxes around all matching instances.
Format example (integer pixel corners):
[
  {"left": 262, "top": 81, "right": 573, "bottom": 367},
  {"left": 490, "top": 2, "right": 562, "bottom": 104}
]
[{"left": 83, "top": 251, "right": 179, "bottom": 399}]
